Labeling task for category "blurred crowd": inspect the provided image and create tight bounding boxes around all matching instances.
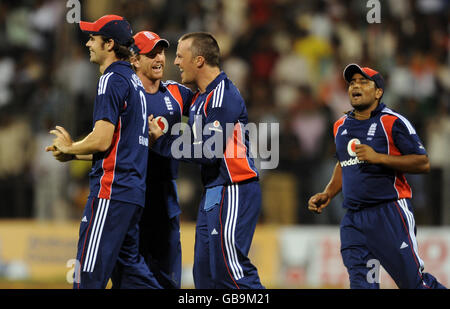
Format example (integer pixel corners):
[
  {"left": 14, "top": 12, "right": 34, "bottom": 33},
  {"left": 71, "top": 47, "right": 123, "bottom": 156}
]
[{"left": 0, "top": 0, "right": 448, "bottom": 225}]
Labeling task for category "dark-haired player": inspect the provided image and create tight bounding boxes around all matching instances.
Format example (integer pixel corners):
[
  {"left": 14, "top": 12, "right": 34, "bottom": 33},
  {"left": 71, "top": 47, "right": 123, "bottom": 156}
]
[
  {"left": 149, "top": 32, "right": 264, "bottom": 289},
  {"left": 308, "top": 63, "right": 446, "bottom": 289},
  {"left": 47, "top": 15, "right": 158, "bottom": 289}
]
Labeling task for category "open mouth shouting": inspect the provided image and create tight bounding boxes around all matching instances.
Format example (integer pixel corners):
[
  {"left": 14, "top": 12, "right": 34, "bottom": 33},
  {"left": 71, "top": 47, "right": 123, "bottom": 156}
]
[{"left": 352, "top": 91, "right": 363, "bottom": 100}]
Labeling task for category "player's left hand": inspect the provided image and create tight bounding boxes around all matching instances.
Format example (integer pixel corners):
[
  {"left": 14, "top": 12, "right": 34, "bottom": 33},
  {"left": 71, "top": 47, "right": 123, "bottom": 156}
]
[
  {"left": 49, "top": 125, "right": 73, "bottom": 154},
  {"left": 354, "top": 144, "right": 380, "bottom": 164}
]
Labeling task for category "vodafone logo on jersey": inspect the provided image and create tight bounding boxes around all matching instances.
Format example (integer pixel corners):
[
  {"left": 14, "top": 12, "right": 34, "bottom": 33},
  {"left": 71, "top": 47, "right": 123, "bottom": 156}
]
[
  {"left": 155, "top": 116, "right": 169, "bottom": 134},
  {"left": 347, "top": 138, "right": 360, "bottom": 157},
  {"left": 340, "top": 138, "right": 365, "bottom": 167}
]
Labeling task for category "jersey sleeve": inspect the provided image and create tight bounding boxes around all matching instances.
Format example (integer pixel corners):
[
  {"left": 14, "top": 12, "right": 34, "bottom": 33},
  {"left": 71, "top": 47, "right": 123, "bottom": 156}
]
[
  {"left": 333, "top": 116, "right": 347, "bottom": 139},
  {"left": 392, "top": 117, "right": 427, "bottom": 156},
  {"left": 164, "top": 81, "right": 195, "bottom": 117},
  {"left": 199, "top": 93, "right": 242, "bottom": 159},
  {"left": 333, "top": 116, "right": 346, "bottom": 161},
  {"left": 93, "top": 73, "right": 129, "bottom": 126}
]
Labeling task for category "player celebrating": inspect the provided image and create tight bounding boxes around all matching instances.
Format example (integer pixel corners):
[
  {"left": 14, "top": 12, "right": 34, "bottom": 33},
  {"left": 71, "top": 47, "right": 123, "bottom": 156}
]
[
  {"left": 148, "top": 32, "right": 264, "bottom": 289},
  {"left": 111, "top": 31, "right": 193, "bottom": 289},
  {"left": 308, "top": 63, "right": 446, "bottom": 289},
  {"left": 46, "top": 15, "right": 159, "bottom": 289}
]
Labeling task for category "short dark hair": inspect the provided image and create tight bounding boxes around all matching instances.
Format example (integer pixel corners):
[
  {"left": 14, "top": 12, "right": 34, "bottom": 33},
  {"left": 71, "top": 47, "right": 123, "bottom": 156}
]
[
  {"left": 101, "top": 36, "right": 134, "bottom": 61},
  {"left": 179, "top": 32, "right": 220, "bottom": 67}
]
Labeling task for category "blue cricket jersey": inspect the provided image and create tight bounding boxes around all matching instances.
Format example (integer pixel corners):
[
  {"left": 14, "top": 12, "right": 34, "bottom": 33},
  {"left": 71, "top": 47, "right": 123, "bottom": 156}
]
[
  {"left": 145, "top": 81, "right": 193, "bottom": 218},
  {"left": 333, "top": 102, "right": 427, "bottom": 210},
  {"left": 89, "top": 61, "right": 149, "bottom": 207},
  {"left": 153, "top": 71, "right": 259, "bottom": 188},
  {"left": 146, "top": 81, "right": 193, "bottom": 181}
]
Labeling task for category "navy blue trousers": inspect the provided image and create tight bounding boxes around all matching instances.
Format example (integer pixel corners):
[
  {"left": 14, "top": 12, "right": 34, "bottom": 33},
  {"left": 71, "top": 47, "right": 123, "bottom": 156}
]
[
  {"left": 111, "top": 180, "right": 181, "bottom": 289},
  {"left": 193, "top": 180, "right": 264, "bottom": 289},
  {"left": 340, "top": 198, "right": 446, "bottom": 289},
  {"left": 73, "top": 197, "right": 159, "bottom": 289}
]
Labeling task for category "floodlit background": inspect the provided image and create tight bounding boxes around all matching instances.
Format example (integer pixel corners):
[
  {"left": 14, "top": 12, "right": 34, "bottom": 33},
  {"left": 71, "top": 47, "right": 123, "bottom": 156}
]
[{"left": 0, "top": 0, "right": 448, "bottom": 288}]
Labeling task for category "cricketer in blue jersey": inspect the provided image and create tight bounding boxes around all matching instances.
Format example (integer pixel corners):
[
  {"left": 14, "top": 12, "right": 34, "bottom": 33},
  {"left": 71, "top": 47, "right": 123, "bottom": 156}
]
[
  {"left": 46, "top": 15, "right": 159, "bottom": 289},
  {"left": 149, "top": 32, "right": 264, "bottom": 289},
  {"left": 308, "top": 63, "right": 446, "bottom": 289},
  {"left": 111, "top": 31, "right": 193, "bottom": 289}
]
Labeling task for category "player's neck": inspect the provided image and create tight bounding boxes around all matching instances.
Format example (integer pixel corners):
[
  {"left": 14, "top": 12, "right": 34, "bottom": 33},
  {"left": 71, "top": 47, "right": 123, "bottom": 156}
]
[
  {"left": 354, "top": 101, "right": 379, "bottom": 120},
  {"left": 197, "top": 67, "right": 221, "bottom": 93},
  {"left": 138, "top": 72, "right": 160, "bottom": 94},
  {"left": 99, "top": 54, "right": 119, "bottom": 74}
]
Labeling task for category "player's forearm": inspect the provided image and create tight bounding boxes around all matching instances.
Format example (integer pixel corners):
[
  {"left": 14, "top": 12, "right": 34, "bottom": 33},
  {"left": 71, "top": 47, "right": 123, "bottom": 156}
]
[
  {"left": 376, "top": 154, "right": 430, "bottom": 174},
  {"left": 323, "top": 162, "right": 342, "bottom": 198},
  {"left": 66, "top": 132, "right": 111, "bottom": 155},
  {"left": 64, "top": 121, "right": 114, "bottom": 155},
  {"left": 75, "top": 154, "right": 93, "bottom": 161}
]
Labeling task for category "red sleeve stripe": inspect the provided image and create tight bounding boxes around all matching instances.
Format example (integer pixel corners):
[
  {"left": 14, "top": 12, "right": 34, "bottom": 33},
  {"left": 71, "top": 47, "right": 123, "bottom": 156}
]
[
  {"left": 333, "top": 116, "right": 347, "bottom": 138},
  {"left": 380, "top": 114, "right": 412, "bottom": 199},
  {"left": 380, "top": 114, "right": 401, "bottom": 156},
  {"left": 190, "top": 92, "right": 200, "bottom": 107},
  {"left": 382, "top": 107, "right": 416, "bottom": 134},
  {"left": 98, "top": 118, "right": 121, "bottom": 199},
  {"left": 203, "top": 80, "right": 225, "bottom": 116},
  {"left": 166, "top": 84, "right": 184, "bottom": 115},
  {"left": 223, "top": 122, "right": 258, "bottom": 183},
  {"left": 203, "top": 90, "right": 215, "bottom": 117}
]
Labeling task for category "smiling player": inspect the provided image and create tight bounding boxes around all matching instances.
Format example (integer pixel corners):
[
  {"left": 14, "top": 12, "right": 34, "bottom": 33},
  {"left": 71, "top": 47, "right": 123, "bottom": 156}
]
[
  {"left": 46, "top": 15, "right": 160, "bottom": 289},
  {"left": 148, "top": 32, "right": 264, "bottom": 289},
  {"left": 110, "top": 31, "right": 193, "bottom": 289}
]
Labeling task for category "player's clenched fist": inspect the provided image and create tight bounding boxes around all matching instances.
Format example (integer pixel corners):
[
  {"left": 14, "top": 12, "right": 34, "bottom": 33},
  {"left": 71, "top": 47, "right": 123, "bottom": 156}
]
[
  {"left": 354, "top": 144, "right": 380, "bottom": 164},
  {"left": 148, "top": 114, "right": 164, "bottom": 140},
  {"left": 308, "top": 192, "right": 331, "bottom": 214}
]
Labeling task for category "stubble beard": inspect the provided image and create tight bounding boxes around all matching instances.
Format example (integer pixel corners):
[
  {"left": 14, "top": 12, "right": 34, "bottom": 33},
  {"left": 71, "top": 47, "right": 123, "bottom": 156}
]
[{"left": 351, "top": 98, "right": 378, "bottom": 112}]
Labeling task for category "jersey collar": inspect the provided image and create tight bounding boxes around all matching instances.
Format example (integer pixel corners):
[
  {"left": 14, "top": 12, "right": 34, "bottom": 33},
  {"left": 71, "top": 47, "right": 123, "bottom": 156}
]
[
  {"left": 158, "top": 81, "right": 169, "bottom": 92},
  {"left": 204, "top": 71, "right": 227, "bottom": 94},
  {"left": 104, "top": 60, "right": 132, "bottom": 74},
  {"left": 348, "top": 102, "right": 386, "bottom": 118}
]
